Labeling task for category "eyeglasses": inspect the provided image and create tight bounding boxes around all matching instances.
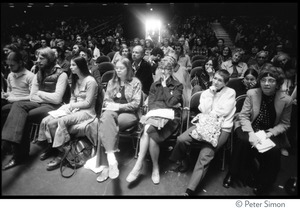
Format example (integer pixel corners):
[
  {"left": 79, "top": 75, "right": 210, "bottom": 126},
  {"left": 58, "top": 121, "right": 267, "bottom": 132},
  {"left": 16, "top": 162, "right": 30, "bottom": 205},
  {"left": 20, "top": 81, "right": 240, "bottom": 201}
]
[{"left": 261, "top": 78, "right": 276, "bottom": 84}]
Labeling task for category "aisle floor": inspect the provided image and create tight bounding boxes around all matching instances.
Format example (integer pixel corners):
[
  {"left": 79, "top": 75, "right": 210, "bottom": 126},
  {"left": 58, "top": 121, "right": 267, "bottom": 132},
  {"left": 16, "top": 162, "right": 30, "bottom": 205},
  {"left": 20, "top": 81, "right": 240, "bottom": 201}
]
[{"left": 1, "top": 136, "right": 297, "bottom": 198}]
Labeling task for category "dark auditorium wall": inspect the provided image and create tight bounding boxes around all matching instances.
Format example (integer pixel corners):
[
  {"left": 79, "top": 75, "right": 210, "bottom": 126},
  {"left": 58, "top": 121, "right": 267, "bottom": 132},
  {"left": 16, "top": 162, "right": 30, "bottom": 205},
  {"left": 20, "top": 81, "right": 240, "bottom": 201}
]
[
  {"left": 2, "top": 3, "right": 297, "bottom": 25},
  {"left": 1, "top": 3, "right": 297, "bottom": 41}
]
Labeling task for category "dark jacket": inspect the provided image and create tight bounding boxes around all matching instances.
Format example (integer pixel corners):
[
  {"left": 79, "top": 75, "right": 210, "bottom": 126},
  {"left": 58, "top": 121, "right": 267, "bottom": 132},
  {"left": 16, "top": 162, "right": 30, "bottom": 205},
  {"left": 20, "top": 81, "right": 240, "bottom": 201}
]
[
  {"left": 148, "top": 75, "right": 183, "bottom": 117},
  {"left": 134, "top": 59, "right": 153, "bottom": 96},
  {"left": 37, "top": 66, "right": 64, "bottom": 93}
]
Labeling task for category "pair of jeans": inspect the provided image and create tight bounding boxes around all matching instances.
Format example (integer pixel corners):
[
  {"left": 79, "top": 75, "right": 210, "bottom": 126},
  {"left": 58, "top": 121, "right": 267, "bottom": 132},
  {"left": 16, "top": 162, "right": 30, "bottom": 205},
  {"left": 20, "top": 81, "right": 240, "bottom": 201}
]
[
  {"left": 96, "top": 110, "right": 138, "bottom": 167},
  {"left": 98, "top": 110, "right": 138, "bottom": 153},
  {"left": 50, "top": 111, "right": 95, "bottom": 148},
  {"left": 2, "top": 101, "right": 58, "bottom": 156}
]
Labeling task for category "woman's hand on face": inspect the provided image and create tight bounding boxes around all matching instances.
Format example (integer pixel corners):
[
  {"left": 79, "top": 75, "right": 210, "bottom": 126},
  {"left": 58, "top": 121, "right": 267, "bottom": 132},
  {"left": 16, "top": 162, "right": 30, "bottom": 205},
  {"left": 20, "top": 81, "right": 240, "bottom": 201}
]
[
  {"left": 206, "top": 67, "right": 214, "bottom": 75},
  {"left": 161, "top": 75, "right": 167, "bottom": 87},
  {"left": 209, "top": 85, "right": 217, "bottom": 94},
  {"left": 249, "top": 80, "right": 257, "bottom": 88}
]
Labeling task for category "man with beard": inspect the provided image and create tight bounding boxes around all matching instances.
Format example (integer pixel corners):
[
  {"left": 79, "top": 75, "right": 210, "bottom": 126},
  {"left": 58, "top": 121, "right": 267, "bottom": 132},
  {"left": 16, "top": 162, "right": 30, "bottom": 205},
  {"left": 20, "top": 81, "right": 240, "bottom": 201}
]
[
  {"left": 2, "top": 47, "right": 68, "bottom": 170},
  {"left": 147, "top": 47, "right": 165, "bottom": 77},
  {"left": 1, "top": 50, "right": 34, "bottom": 130}
]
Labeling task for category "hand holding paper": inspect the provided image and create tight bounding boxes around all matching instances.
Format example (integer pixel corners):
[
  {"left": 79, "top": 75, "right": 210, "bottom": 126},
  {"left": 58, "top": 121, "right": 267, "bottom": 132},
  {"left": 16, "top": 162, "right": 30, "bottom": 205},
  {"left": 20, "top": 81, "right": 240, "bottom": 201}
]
[
  {"left": 253, "top": 130, "right": 276, "bottom": 153},
  {"left": 48, "top": 109, "right": 69, "bottom": 118},
  {"left": 145, "top": 108, "right": 174, "bottom": 120}
]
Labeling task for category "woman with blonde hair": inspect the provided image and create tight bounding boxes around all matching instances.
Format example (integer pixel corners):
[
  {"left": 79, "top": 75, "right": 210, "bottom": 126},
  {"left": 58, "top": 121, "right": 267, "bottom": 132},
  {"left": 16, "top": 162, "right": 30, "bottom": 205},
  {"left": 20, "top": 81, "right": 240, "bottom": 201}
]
[
  {"left": 126, "top": 56, "right": 183, "bottom": 185},
  {"left": 96, "top": 58, "right": 142, "bottom": 182}
]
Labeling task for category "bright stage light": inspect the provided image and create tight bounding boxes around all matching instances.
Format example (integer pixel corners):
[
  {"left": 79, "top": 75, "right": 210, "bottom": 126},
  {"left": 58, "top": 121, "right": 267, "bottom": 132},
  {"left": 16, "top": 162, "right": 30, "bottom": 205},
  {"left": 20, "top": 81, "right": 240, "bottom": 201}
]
[{"left": 145, "top": 19, "right": 161, "bottom": 43}]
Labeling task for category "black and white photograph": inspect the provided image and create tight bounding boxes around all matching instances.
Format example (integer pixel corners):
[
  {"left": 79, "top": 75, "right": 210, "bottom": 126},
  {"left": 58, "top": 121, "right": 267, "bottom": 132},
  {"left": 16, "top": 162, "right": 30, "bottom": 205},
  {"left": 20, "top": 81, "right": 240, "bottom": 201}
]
[{"left": 1, "top": 2, "right": 298, "bottom": 203}]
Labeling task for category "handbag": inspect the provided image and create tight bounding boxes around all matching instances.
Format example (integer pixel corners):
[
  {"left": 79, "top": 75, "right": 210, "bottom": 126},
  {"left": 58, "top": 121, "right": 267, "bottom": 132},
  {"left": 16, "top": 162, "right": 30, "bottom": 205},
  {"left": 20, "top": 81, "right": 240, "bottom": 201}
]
[
  {"left": 60, "top": 137, "right": 95, "bottom": 178},
  {"left": 189, "top": 113, "right": 224, "bottom": 147}
]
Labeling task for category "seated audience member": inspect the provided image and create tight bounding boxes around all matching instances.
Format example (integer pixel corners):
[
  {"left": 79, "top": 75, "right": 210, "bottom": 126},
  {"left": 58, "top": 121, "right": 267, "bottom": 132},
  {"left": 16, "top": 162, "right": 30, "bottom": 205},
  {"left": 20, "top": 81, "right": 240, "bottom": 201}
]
[
  {"left": 249, "top": 50, "right": 270, "bottom": 75},
  {"left": 79, "top": 48, "right": 94, "bottom": 70},
  {"left": 216, "top": 38, "right": 225, "bottom": 55},
  {"left": 1, "top": 50, "right": 34, "bottom": 131},
  {"left": 161, "top": 37, "right": 174, "bottom": 57},
  {"left": 111, "top": 38, "right": 122, "bottom": 52},
  {"left": 111, "top": 45, "right": 131, "bottom": 65},
  {"left": 272, "top": 52, "right": 296, "bottom": 96},
  {"left": 144, "top": 38, "right": 154, "bottom": 61},
  {"left": 223, "top": 66, "right": 292, "bottom": 195},
  {"left": 51, "top": 46, "right": 71, "bottom": 77},
  {"left": 227, "top": 68, "right": 258, "bottom": 98},
  {"left": 30, "top": 48, "right": 41, "bottom": 74},
  {"left": 174, "top": 42, "right": 192, "bottom": 73},
  {"left": 37, "top": 56, "right": 98, "bottom": 170},
  {"left": 99, "top": 38, "right": 111, "bottom": 56},
  {"left": 96, "top": 58, "right": 142, "bottom": 182},
  {"left": 132, "top": 45, "right": 153, "bottom": 96},
  {"left": 272, "top": 52, "right": 297, "bottom": 156},
  {"left": 178, "top": 37, "right": 190, "bottom": 56},
  {"left": 155, "top": 54, "right": 191, "bottom": 109},
  {"left": 191, "top": 57, "right": 219, "bottom": 94},
  {"left": 147, "top": 47, "right": 164, "bottom": 76},
  {"left": 169, "top": 69, "right": 236, "bottom": 196},
  {"left": 246, "top": 45, "right": 260, "bottom": 66},
  {"left": 191, "top": 37, "right": 204, "bottom": 57},
  {"left": 126, "top": 56, "right": 183, "bottom": 185},
  {"left": 221, "top": 48, "right": 248, "bottom": 78},
  {"left": 88, "top": 38, "right": 101, "bottom": 62},
  {"left": 217, "top": 46, "right": 232, "bottom": 68},
  {"left": 72, "top": 44, "right": 83, "bottom": 58},
  {"left": 2, "top": 47, "right": 68, "bottom": 170}
]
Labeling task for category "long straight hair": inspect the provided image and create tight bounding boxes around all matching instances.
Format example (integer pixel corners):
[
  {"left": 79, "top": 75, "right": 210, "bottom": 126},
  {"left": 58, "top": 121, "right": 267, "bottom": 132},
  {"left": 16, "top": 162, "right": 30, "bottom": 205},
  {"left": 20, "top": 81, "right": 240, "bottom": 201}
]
[
  {"left": 106, "top": 58, "right": 134, "bottom": 98},
  {"left": 70, "top": 56, "right": 91, "bottom": 94},
  {"left": 36, "top": 47, "right": 57, "bottom": 87}
]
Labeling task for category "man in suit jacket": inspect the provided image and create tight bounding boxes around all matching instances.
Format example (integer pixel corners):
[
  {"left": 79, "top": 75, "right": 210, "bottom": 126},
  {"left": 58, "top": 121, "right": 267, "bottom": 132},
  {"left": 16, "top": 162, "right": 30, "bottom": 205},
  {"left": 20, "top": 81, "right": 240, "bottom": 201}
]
[{"left": 132, "top": 45, "right": 153, "bottom": 96}]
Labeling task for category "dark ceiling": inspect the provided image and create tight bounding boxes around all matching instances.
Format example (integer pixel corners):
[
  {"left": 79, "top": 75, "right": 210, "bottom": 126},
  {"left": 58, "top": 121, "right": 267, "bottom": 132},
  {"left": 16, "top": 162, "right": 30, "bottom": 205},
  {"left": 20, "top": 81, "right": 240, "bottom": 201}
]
[{"left": 1, "top": 3, "right": 297, "bottom": 24}]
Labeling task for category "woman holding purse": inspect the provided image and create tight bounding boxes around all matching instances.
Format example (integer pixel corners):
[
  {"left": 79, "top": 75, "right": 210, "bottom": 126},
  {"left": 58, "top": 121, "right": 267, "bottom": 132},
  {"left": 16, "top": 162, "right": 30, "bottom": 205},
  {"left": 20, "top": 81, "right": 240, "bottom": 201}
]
[
  {"left": 126, "top": 56, "right": 183, "bottom": 185},
  {"left": 169, "top": 69, "right": 236, "bottom": 196}
]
